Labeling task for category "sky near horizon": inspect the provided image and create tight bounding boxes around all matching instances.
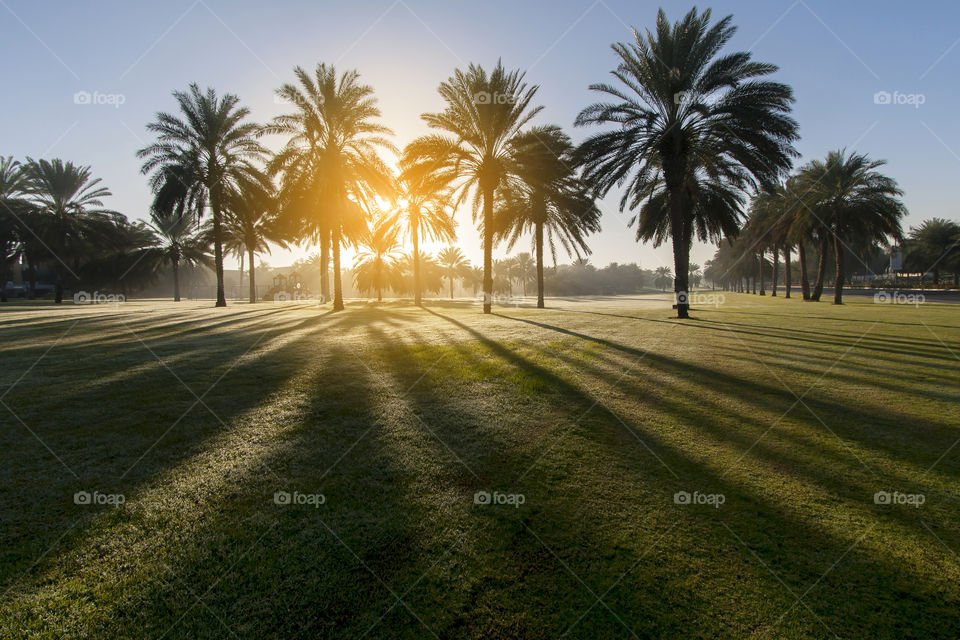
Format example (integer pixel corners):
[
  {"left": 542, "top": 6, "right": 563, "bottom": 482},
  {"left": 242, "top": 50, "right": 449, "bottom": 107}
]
[{"left": 2, "top": 0, "right": 959, "bottom": 273}]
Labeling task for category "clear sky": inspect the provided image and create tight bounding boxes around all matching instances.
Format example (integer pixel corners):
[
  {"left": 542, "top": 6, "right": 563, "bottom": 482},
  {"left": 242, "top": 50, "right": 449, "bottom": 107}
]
[{"left": 2, "top": 0, "right": 958, "bottom": 273}]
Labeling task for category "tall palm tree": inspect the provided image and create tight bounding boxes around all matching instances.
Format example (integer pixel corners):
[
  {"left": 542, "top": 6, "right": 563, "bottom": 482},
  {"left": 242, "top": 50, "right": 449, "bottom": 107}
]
[
  {"left": 574, "top": 7, "right": 798, "bottom": 318},
  {"left": 800, "top": 150, "right": 905, "bottom": 304},
  {"left": 405, "top": 61, "right": 542, "bottom": 314},
  {"left": 138, "top": 84, "right": 265, "bottom": 307},
  {"left": 268, "top": 64, "right": 396, "bottom": 312},
  {"left": 497, "top": 126, "right": 601, "bottom": 308},
  {"left": 438, "top": 246, "right": 469, "bottom": 299},
  {"left": 904, "top": 218, "right": 960, "bottom": 287},
  {"left": 25, "top": 158, "right": 120, "bottom": 303},
  {"left": 397, "top": 149, "right": 457, "bottom": 305},
  {"left": 223, "top": 172, "right": 288, "bottom": 303}
]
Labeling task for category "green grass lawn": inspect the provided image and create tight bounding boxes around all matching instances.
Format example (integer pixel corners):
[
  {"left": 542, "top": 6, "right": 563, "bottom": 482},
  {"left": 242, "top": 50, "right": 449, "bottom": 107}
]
[{"left": 1, "top": 293, "right": 958, "bottom": 639}]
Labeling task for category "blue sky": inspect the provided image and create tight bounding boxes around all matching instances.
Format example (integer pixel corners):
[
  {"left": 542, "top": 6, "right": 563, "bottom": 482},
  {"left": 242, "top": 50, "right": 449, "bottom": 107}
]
[{"left": 2, "top": 0, "right": 958, "bottom": 272}]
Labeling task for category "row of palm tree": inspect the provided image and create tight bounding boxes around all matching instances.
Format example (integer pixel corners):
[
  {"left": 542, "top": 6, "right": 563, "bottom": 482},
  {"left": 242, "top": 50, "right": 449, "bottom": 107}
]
[
  {"left": 6, "top": 7, "right": 930, "bottom": 315},
  {"left": 705, "top": 149, "right": 907, "bottom": 303}
]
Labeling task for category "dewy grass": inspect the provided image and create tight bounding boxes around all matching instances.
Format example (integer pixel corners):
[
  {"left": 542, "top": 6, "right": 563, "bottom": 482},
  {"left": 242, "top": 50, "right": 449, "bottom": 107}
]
[{"left": 1, "top": 294, "right": 958, "bottom": 638}]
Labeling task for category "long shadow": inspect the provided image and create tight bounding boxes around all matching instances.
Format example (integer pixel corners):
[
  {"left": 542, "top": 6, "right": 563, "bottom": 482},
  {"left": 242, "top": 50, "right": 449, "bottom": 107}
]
[
  {"left": 415, "top": 309, "right": 958, "bottom": 637},
  {"left": 493, "top": 313, "right": 960, "bottom": 484},
  {"left": 562, "top": 307, "right": 956, "bottom": 363},
  {"left": 4, "top": 306, "right": 958, "bottom": 637},
  {"left": 733, "top": 308, "right": 960, "bottom": 331},
  {"left": 0, "top": 309, "right": 339, "bottom": 597}
]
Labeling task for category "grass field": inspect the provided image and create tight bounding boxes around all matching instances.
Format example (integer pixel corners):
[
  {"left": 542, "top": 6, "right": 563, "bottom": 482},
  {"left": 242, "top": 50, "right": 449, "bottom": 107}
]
[{"left": 1, "top": 293, "right": 958, "bottom": 639}]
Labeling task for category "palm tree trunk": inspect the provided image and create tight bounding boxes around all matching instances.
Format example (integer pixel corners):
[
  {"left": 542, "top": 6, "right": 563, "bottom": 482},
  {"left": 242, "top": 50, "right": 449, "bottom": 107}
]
[
  {"left": 482, "top": 185, "right": 493, "bottom": 314},
  {"left": 0, "top": 258, "right": 8, "bottom": 302},
  {"left": 27, "top": 258, "right": 36, "bottom": 299},
  {"left": 413, "top": 225, "right": 421, "bottom": 306},
  {"left": 238, "top": 251, "right": 244, "bottom": 297},
  {"left": 320, "top": 229, "right": 330, "bottom": 303},
  {"left": 771, "top": 246, "right": 779, "bottom": 296},
  {"left": 449, "top": 274, "right": 454, "bottom": 300},
  {"left": 173, "top": 256, "right": 181, "bottom": 302},
  {"left": 833, "top": 235, "right": 845, "bottom": 305},
  {"left": 671, "top": 231, "right": 691, "bottom": 318},
  {"left": 248, "top": 248, "right": 256, "bottom": 303},
  {"left": 784, "top": 246, "right": 792, "bottom": 298},
  {"left": 332, "top": 225, "right": 344, "bottom": 312},
  {"left": 211, "top": 198, "right": 227, "bottom": 307},
  {"left": 536, "top": 222, "right": 545, "bottom": 309},
  {"left": 54, "top": 270, "right": 63, "bottom": 304},
  {"left": 759, "top": 250, "right": 766, "bottom": 295},
  {"left": 798, "top": 243, "right": 810, "bottom": 300},
  {"left": 811, "top": 234, "right": 828, "bottom": 302}
]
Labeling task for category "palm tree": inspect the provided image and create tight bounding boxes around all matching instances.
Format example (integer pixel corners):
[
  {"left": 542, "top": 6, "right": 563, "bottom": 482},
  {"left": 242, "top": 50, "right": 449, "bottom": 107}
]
[
  {"left": 397, "top": 149, "right": 457, "bottom": 305},
  {"left": 268, "top": 64, "right": 396, "bottom": 312},
  {"left": 574, "top": 7, "right": 799, "bottom": 318},
  {"left": 438, "top": 246, "right": 469, "bottom": 299},
  {"left": 654, "top": 266, "right": 672, "bottom": 291},
  {"left": 497, "top": 126, "right": 601, "bottom": 308},
  {"left": 223, "top": 172, "right": 288, "bottom": 302},
  {"left": 799, "top": 150, "right": 906, "bottom": 304},
  {"left": 463, "top": 265, "right": 483, "bottom": 296},
  {"left": 904, "top": 218, "right": 960, "bottom": 287},
  {"left": 395, "top": 252, "right": 444, "bottom": 298},
  {"left": 353, "top": 214, "right": 402, "bottom": 302},
  {"left": 511, "top": 252, "right": 536, "bottom": 297},
  {"left": 406, "top": 61, "right": 543, "bottom": 314},
  {"left": 144, "top": 211, "right": 212, "bottom": 301},
  {"left": 0, "top": 157, "right": 32, "bottom": 302},
  {"left": 138, "top": 84, "right": 265, "bottom": 307},
  {"left": 25, "top": 158, "right": 120, "bottom": 303},
  {"left": 688, "top": 263, "right": 702, "bottom": 289}
]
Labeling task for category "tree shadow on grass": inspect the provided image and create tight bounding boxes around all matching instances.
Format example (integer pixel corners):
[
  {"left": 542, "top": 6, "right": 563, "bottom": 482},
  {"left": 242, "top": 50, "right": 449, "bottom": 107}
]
[
  {"left": 495, "top": 313, "right": 960, "bottom": 484},
  {"left": 3, "top": 306, "right": 958, "bottom": 638},
  {"left": 0, "top": 310, "right": 340, "bottom": 598},
  {"left": 405, "top": 309, "right": 960, "bottom": 637}
]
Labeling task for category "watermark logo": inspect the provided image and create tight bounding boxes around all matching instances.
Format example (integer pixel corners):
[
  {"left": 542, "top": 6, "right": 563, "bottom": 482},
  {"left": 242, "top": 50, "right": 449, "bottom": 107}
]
[
  {"left": 473, "top": 91, "right": 515, "bottom": 105},
  {"left": 273, "top": 291, "right": 324, "bottom": 304},
  {"left": 874, "top": 490, "right": 924, "bottom": 508},
  {"left": 873, "top": 90, "right": 925, "bottom": 108},
  {"left": 678, "top": 291, "right": 725, "bottom": 308},
  {"left": 74, "top": 291, "right": 125, "bottom": 305},
  {"left": 873, "top": 291, "right": 924, "bottom": 307},
  {"left": 474, "top": 490, "right": 525, "bottom": 508},
  {"left": 674, "top": 90, "right": 696, "bottom": 105},
  {"left": 674, "top": 490, "right": 725, "bottom": 509},
  {"left": 474, "top": 291, "right": 521, "bottom": 308},
  {"left": 74, "top": 490, "right": 125, "bottom": 507},
  {"left": 73, "top": 90, "right": 126, "bottom": 109},
  {"left": 274, "top": 490, "right": 326, "bottom": 507}
]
